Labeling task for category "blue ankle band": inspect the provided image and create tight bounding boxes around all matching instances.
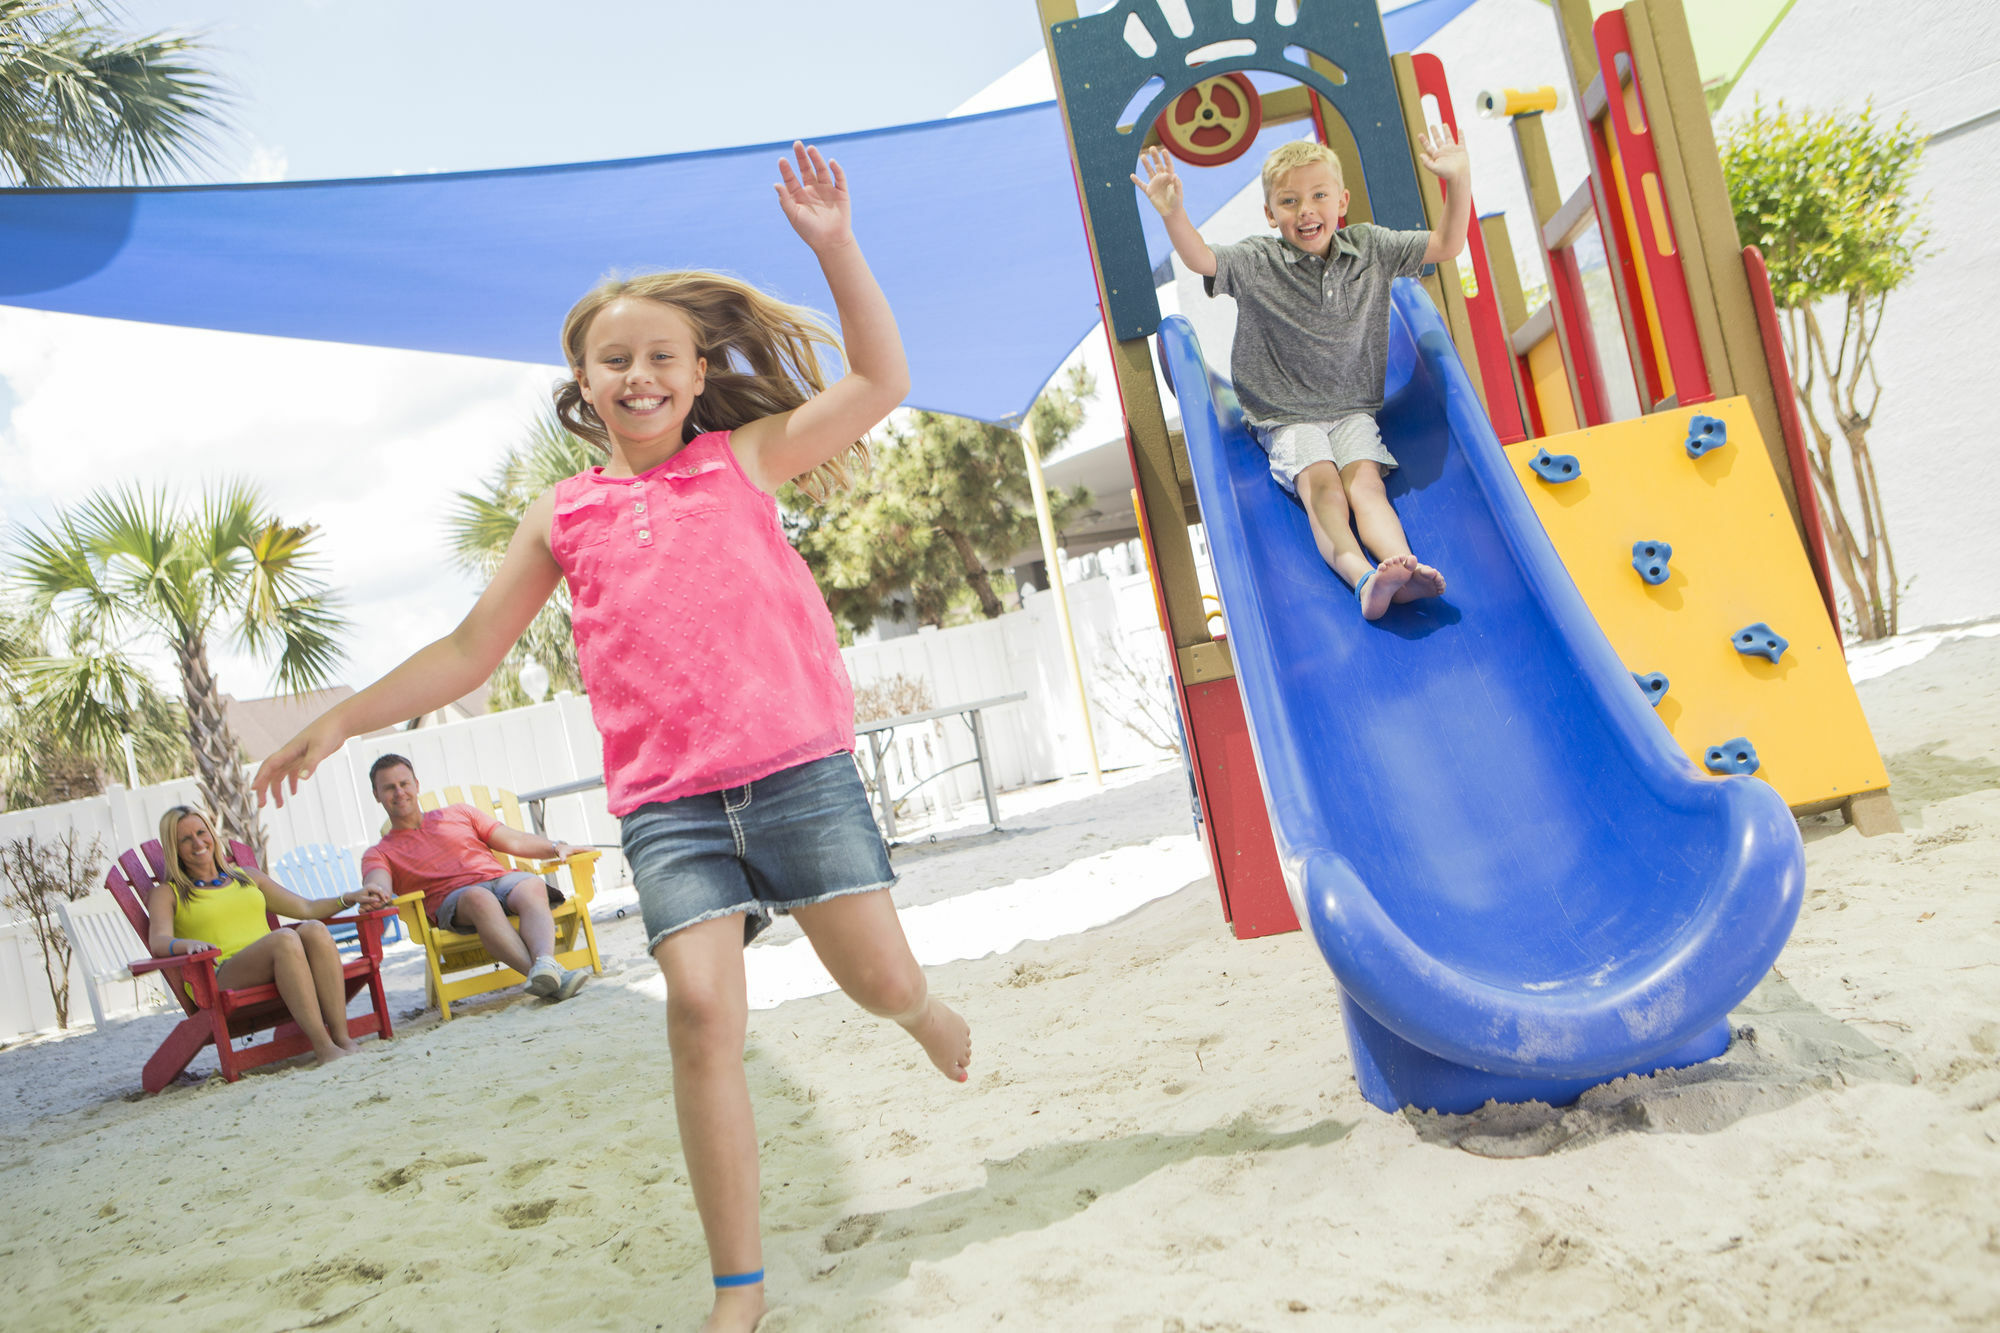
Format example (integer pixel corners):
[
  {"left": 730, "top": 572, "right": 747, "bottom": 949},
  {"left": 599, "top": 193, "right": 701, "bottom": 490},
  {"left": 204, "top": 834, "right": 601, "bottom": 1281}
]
[{"left": 713, "top": 1269, "right": 764, "bottom": 1289}]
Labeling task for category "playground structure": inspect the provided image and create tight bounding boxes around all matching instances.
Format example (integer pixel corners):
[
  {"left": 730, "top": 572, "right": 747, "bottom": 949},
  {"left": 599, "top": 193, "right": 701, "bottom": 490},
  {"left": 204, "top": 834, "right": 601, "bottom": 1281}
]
[{"left": 1039, "top": 0, "right": 1890, "bottom": 1112}]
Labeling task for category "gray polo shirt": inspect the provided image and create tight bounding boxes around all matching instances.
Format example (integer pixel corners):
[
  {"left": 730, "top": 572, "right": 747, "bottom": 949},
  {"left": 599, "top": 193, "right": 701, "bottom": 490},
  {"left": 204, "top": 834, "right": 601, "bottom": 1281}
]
[{"left": 1204, "top": 225, "right": 1431, "bottom": 425}]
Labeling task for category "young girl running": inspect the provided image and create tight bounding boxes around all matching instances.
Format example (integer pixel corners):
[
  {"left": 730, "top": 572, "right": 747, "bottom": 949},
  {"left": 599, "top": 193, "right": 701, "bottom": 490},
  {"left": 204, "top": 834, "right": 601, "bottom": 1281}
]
[{"left": 253, "top": 142, "right": 970, "bottom": 1332}]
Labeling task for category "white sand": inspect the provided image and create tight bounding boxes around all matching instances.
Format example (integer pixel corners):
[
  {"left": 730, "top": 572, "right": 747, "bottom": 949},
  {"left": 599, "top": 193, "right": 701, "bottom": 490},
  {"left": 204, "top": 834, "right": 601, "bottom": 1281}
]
[{"left": 2, "top": 637, "right": 1997, "bottom": 1330}]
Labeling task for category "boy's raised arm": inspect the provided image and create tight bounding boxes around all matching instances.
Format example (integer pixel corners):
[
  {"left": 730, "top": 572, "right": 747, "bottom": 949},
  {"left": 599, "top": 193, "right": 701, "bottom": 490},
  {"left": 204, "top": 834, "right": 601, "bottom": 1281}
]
[
  {"left": 1131, "top": 147, "right": 1217, "bottom": 278},
  {"left": 1417, "top": 124, "right": 1472, "bottom": 264}
]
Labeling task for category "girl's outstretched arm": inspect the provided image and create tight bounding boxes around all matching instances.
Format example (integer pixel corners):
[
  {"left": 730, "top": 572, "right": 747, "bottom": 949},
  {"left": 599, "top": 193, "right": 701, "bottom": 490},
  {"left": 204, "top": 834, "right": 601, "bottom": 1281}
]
[
  {"left": 734, "top": 141, "right": 910, "bottom": 494},
  {"left": 251, "top": 491, "right": 564, "bottom": 808}
]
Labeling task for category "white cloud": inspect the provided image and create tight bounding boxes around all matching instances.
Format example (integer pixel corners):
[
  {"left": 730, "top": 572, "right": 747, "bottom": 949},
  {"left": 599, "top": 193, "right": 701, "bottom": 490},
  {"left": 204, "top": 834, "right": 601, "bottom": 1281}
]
[
  {"left": 242, "top": 141, "right": 289, "bottom": 182},
  {"left": 0, "top": 307, "right": 561, "bottom": 702}
]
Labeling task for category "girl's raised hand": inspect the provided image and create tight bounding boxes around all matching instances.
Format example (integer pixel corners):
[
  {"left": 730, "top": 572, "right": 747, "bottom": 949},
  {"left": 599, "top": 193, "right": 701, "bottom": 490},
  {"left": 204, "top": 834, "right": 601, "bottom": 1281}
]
[
  {"left": 1130, "top": 146, "right": 1185, "bottom": 217},
  {"left": 251, "top": 714, "right": 345, "bottom": 810},
  {"left": 775, "top": 141, "right": 853, "bottom": 252}
]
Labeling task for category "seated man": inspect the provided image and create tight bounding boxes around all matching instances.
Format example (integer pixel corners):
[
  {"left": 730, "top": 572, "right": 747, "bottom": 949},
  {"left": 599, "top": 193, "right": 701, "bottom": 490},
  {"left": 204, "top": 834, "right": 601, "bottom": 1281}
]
[{"left": 361, "top": 753, "right": 590, "bottom": 1002}]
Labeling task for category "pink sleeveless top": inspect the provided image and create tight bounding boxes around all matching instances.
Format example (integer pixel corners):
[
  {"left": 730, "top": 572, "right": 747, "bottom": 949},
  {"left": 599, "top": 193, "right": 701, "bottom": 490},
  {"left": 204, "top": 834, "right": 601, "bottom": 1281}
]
[{"left": 549, "top": 431, "right": 855, "bottom": 816}]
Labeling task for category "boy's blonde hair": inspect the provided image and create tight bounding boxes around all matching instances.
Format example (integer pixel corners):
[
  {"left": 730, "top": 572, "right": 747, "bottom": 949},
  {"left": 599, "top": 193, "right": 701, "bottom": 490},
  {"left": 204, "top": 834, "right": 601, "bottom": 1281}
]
[
  {"left": 1260, "top": 140, "right": 1345, "bottom": 199},
  {"left": 553, "top": 270, "right": 869, "bottom": 502}
]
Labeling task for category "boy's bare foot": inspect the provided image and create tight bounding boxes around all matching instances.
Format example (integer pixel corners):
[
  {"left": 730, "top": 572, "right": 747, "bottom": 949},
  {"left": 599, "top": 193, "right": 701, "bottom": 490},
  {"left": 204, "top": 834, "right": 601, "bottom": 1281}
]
[
  {"left": 701, "top": 1286, "right": 766, "bottom": 1332},
  {"left": 1358, "top": 555, "right": 1415, "bottom": 620},
  {"left": 901, "top": 996, "right": 972, "bottom": 1082},
  {"left": 1392, "top": 562, "right": 1446, "bottom": 602}
]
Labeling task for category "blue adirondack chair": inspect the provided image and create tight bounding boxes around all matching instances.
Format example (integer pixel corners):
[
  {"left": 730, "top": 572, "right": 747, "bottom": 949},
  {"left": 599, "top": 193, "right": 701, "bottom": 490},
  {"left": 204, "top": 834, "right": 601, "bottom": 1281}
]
[{"left": 271, "top": 843, "right": 405, "bottom": 954}]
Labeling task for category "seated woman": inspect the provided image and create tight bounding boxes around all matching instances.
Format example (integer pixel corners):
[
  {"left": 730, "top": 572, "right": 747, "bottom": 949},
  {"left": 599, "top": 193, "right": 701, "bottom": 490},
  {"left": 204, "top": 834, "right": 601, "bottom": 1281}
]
[{"left": 147, "top": 805, "right": 389, "bottom": 1067}]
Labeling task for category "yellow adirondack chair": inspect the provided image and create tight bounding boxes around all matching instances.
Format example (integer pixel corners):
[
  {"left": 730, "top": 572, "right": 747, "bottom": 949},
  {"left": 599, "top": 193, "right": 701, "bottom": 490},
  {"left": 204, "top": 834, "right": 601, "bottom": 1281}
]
[{"left": 391, "top": 785, "right": 605, "bottom": 1020}]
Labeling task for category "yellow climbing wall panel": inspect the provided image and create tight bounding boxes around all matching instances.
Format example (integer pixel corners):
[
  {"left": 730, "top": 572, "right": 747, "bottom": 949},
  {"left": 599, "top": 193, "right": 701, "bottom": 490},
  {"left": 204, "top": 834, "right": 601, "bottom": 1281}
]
[{"left": 1504, "top": 398, "right": 1888, "bottom": 811}]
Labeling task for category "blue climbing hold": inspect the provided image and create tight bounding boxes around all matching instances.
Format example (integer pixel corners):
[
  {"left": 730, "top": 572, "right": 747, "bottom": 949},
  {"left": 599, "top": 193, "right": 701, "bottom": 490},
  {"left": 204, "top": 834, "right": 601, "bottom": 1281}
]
[
  {"left": 1704, "top": 738, "right": 1760, "bottom": 776},
  {"left": 1686, "top": 414, "right": 1728, "bottom": 458},
  {"left": 1631, "top": 671, "right": 1669, "bottom": 706},
  {"left": 1529, "top": 448, "right": 1581, "bottom": 483},
  {"left": 1631, "top": 540, "right": 1673, "bottom": 585},
  {"left": 1731, "top": 622, "right": 1788, "bottom": 663}
]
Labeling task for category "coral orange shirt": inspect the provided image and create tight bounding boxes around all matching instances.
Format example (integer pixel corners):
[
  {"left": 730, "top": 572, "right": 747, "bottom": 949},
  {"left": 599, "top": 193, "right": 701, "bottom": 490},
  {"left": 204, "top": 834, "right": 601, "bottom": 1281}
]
[{"left": 361, "top": 805, "right": 511, "bottom": 921}]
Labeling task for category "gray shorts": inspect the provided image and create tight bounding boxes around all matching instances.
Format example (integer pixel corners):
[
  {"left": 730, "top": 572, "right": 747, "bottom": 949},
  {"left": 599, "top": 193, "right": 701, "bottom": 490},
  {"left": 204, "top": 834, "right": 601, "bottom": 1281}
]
[
  {"left": 1251, "top": 415, "right": 1398, "bottom": 495},
  {"left": 436, "top": 871, "right": 542, "bottom": 933}
]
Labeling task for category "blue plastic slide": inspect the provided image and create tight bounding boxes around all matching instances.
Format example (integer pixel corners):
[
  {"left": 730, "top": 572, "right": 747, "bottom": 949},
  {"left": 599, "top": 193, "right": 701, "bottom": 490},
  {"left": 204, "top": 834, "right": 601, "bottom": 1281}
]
[{"left": 1158, "top": 284, "right": 1804, "bottom": 1114}]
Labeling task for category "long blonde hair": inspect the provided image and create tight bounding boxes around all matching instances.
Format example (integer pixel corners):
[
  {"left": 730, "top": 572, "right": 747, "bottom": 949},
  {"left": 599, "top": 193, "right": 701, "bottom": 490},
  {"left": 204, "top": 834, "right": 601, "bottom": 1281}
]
[
  {"left": 157, "top": 805, "right": 246, "bottom": 906},
  {"left": 553, "top": 270, "right": 869, "bottom": 502}
]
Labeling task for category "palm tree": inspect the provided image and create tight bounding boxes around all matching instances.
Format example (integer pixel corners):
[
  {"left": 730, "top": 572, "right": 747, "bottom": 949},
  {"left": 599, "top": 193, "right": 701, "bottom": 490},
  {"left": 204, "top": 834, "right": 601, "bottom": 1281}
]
[
  {"left": 0, "top": 1, "right": 228, "bottom": 186},
  {"left": 0, "top": 600, "right": 193, "bottom": 808},
  {"left": 11, "top": 482, "right": 346, "bottom": 858},
  {"left": 447, "top": 413, "right": 596, "bottom": 709}
]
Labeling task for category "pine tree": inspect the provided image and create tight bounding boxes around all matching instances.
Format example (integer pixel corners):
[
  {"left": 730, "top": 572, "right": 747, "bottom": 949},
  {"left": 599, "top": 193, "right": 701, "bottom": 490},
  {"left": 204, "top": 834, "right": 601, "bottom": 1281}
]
[{"left": 791, "top": 368, "right": 1097, "bottom": 634}]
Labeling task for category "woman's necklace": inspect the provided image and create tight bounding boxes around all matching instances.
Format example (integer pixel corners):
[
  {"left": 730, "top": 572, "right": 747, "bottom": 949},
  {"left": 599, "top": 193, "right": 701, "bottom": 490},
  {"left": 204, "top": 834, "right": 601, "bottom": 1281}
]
[{"left": 193, "top": 871, "right": 231, "bottom": 887}]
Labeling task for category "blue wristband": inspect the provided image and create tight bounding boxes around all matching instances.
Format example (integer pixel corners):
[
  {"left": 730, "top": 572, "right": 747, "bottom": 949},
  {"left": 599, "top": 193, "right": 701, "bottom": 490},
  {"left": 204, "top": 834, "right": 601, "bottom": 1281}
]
[{"left": 712, "top": 1269, "right": 763, "bottom": 1289}]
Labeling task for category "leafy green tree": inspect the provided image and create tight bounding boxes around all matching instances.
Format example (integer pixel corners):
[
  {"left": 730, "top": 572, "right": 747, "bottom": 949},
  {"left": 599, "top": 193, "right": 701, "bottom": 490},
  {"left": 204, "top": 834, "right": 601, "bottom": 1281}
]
[
  {"left": 0, "top": 599, "right": 192, "bottom": 808},
  {"left": 11, "top": 483, "right": 346, "bottom": 858},
  {"left": 446, "top": 413, "right": 594, "bottom": 710},
  {"left": 1722, "top": 100, "right": 1929, "bottom": 640},
  {"left": 791, "top": 368, "right": 1097, "bottom": 635},
  {"left": 0, "top": 0, "right": 228, "bottom": 186}
]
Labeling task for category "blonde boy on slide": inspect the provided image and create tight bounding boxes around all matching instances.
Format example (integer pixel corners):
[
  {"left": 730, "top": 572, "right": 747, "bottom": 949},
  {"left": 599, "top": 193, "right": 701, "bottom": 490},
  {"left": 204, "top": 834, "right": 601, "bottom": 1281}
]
[{"left": 1134, "top": 128, "right": 1472, "bottom": 620}]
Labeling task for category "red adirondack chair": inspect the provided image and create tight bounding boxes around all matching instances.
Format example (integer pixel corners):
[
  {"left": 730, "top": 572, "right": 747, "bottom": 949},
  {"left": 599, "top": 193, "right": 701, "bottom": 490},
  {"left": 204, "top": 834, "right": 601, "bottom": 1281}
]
[{"left": 105, "top": 838, "right": 395, "bottom": 1092}]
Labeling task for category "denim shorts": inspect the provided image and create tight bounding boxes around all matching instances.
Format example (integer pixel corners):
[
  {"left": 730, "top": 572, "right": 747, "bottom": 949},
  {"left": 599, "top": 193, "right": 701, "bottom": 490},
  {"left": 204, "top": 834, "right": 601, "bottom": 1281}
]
[
  {"left": 622, "top": 751, "right": 896, "bottom": 951},
  {"left": 436, "top": 871, "right": 541, "bottom": 933}
]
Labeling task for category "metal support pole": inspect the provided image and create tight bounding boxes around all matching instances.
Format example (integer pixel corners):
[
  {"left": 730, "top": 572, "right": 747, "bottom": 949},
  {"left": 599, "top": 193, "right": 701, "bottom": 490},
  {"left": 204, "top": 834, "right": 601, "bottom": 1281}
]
[
  {"left": 969, "top": 708, "right": 1001, "bottom": 828},
  {"left": 867, "top": 729, "right": 897, "bottom": 839},
  {"left": 1019, "top": 417, "right": 1103, "bottom": 786}
]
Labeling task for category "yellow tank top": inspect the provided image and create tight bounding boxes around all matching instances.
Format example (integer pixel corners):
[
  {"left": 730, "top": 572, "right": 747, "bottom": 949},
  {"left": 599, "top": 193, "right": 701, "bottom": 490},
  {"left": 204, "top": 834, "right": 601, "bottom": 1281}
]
[{"left": 172, "top": 873, "right": 271, "bottom": 963}]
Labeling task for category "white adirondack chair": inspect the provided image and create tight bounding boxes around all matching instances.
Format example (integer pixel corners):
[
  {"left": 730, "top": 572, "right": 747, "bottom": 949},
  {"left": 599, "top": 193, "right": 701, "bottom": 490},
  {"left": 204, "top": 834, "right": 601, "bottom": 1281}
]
[
  {"left": 55, "top": 895, "right": 173, "bottom": 1032},
  {"left": 270, "top": 843, "right": 405, "bottom": 953}
]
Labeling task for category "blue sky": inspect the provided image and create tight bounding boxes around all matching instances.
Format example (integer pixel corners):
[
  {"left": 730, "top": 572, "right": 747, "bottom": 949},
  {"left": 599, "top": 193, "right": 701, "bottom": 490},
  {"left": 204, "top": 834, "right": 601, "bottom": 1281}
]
[{"left": 120, "top": 0, "right": 1052, "bottom": 180}]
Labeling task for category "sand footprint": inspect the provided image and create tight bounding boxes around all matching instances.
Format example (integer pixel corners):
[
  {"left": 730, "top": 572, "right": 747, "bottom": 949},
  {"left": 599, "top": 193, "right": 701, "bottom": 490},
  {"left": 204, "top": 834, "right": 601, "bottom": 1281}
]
[
  {"left": 502, "top": 1157, "right": 554, "bottom": 1187},
  {"left": 822, "top": 1213, "right": 880, "bottom": 1253},
  {"left": 497, "top": 1198, "right": 558, "bottom": 1229},
  {"left": 370, "top": 1152, "right": 486, "bottom": 1193}
]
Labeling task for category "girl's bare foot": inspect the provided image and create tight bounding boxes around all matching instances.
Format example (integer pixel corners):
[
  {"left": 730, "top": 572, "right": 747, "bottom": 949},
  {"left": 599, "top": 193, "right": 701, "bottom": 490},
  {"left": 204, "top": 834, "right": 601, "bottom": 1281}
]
[
  {"left": 1392, "top": 562, "right": 1446, "bottom": 602},
  {"left": 1358, "top": 554, "right": 1415, "bottom": 620},
  {"left": 901, "top": 996, "right": 972, "bottom": 1082},
  {"left": 336, "top": 1036, "right": 363, "bottom": 1054},
  {"left": 701, "top": 1286, "right": 766, "bottom": 1332},
  {"left": 313, "top": 1044, "right": 353, "bottom": 1067},
  {"left": 700, "top": 1285, "right": 766, "bottom": 1332}
]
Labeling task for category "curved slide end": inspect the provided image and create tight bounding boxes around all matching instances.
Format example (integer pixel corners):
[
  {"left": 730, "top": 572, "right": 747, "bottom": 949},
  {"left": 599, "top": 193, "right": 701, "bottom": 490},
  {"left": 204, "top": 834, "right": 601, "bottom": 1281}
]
[
  {"left": 1340, "top": 992, "right": 1733, "bottom": 1116},
  {"left": 1158, "top": 288, "right": 1802, "bottom": 1114}
]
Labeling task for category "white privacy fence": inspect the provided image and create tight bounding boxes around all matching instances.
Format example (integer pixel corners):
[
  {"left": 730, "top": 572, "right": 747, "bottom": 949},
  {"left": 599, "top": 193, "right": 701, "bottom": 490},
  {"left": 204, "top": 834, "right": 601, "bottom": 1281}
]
[
  {"left": 0, "top": 569, "right": 1181, "bottom": 1041},
  {"left": 844, "top": 569, "right": 1178, "bottom": 817}
]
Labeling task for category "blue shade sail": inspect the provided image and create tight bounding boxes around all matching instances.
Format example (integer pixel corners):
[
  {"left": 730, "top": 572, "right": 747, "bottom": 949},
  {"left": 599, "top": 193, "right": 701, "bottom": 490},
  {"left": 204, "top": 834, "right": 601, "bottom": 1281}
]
[{"left": 0, "top": 0, "right": 1481, "bottom": 426}]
